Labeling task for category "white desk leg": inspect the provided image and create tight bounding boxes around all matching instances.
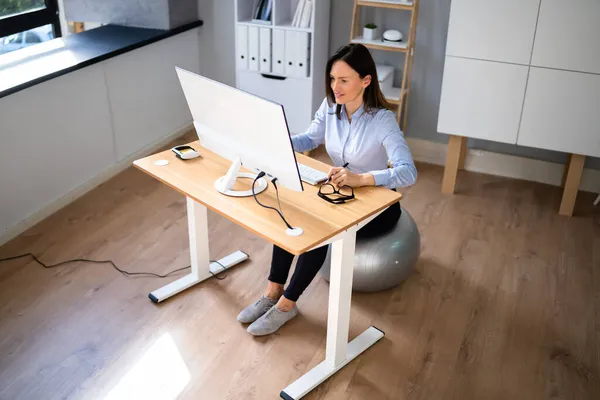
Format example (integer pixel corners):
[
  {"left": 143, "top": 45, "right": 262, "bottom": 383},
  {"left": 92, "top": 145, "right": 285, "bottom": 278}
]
[
  {"left": 280, "top": 228, "right": 385, "bottom": 400},
  {"left": 149, "top": 197, "right": 249, "bottom": 303}
]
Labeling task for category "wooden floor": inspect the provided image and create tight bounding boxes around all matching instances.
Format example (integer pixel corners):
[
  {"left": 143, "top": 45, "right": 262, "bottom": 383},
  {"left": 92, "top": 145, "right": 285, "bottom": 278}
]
[{"left": 1, "top": 132, "right": 599, "bottom": 400}]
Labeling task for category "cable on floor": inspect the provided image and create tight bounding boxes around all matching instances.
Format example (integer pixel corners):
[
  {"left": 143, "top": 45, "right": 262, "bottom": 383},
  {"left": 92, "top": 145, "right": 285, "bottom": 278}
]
[{"left": 0, "top": 253, "right": 229, "bottom": 280}]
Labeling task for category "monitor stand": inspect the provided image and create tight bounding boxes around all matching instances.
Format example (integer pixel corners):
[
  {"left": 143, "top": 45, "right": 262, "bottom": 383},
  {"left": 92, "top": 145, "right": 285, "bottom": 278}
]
[{"left": 215, "top": 156, "right": 267, "bottom": 197}]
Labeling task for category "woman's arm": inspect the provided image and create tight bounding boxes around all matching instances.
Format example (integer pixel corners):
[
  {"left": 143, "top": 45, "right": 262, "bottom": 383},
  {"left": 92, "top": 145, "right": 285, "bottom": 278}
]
[
  {"left": 328, "top": 110, "right": 417, "bottom": 189},
  {"left": 368, "top": 111, "right": 417, "bottom": 188},
  {"left": 291, "top": 98, "right": 328, "bottom": 153}
]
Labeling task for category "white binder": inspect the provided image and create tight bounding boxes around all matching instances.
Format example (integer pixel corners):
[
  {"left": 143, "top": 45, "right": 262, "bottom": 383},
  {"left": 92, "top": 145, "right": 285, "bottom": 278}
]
[
  {"left": 248, "top": 26, "right": 259, "bottom": 71},
  {"left": 284, "top": 30, "right": 296, "bottom": 76},
  {"left": 259, "top": 27, "right": 271, "bottom": 73},
  {"left": 300, "top": 0, "right": 312, "bottom": 28},
  {"left": 295, "top": 31, "right": 310, "bottom": 78},
  {"left": 273, "top": 29, "right": 285, "bottom": 75},
  {"left": 292, "top": 0, "right": 305, "bottom": 27},
  {"left": 236, "top": 25, "right": 248, "bottom": 70}
]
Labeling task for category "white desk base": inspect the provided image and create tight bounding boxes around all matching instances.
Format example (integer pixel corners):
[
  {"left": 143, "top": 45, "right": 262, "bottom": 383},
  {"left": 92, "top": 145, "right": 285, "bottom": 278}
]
[
  {"left": 151, "top": 197, "right": 386, "bottom": 399},
  {"left": 282, "top": 214, "right": 386, "bottom": 399},
  {"left": 280, "top": 326, "right": 384, "bottom": 399},
  {"left": 148, "top": 197, "right": 248, "bottom": 303}
]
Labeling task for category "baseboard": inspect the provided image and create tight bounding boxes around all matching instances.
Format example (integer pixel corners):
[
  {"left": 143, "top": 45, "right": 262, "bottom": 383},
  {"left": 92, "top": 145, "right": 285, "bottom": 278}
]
[
  {"left": 406, "top": 138, "right": 600, "bottom": 194},
  {"left": 0, "top": 122, "right": 193, "bottom": 247}
]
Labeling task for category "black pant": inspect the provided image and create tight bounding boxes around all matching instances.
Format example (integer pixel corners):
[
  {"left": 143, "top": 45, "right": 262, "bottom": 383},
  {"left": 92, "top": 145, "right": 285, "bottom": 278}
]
[{"left": 268, "top": 202, "right": 401, "bottom": 301}]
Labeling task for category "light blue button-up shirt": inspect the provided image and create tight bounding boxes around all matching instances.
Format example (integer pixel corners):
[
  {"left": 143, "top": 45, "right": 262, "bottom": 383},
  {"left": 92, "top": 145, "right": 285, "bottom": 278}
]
[{"left": 292, "top": 98, "right": 417, "bottom": 189}]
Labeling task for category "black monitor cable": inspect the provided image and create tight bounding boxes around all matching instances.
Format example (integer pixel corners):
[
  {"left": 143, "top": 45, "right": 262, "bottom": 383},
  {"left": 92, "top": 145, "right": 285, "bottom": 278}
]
[{"left": 252, "top": 172, "right": 294, "bottom": 230}]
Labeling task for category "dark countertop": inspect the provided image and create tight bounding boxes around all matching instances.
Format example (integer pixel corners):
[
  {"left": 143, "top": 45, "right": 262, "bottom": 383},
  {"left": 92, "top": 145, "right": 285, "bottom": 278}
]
[{"left": 0, "top": 20, "right": 203, "bottom": 99}]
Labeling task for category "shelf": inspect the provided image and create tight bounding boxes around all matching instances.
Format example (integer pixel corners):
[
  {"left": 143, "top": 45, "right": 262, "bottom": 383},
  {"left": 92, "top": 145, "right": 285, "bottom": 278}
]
[
  {"left": 273, "top": 22, "right": 313, "bottom": 32},
  {"left": 238, "top": 19, "right": 273, "bottom": 27},
  {"left": 237, "top": 21, "right": 313, "bottom": 32},
  {"left": 382, "top": 86, "right": 406, "bottom": 105},
  {"left": 357, "top": 0, "right": 413, "bottom": 10},
  {"left": 351, "top": 37, "right": 408, "bottom": 52}
]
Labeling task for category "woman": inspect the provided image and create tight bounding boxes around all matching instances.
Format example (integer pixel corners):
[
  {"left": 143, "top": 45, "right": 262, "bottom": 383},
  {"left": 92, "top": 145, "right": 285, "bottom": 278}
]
[{"left": 237, "top": 43, "right": 417, "bottom": 336}]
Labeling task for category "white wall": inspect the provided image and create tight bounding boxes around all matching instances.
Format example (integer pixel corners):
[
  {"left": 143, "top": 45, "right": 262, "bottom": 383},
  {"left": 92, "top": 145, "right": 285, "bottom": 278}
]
[
  {"left": 197, "top": 0, "right": 235, "bottom": 86},
  {"left": 0, "top": 65, "right": 115, "bottom": 236},
  {"left": 0, "top": 28, "right": 201, "bottom": 243},
  {"left": 104, "top": 32, "right": 200, "bottom": 159}
]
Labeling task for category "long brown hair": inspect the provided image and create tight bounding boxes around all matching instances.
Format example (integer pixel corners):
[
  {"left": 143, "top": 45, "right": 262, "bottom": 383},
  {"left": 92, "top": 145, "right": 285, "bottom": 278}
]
[{"left": 325, "top": 43, "right": 394, "bottom": 119}]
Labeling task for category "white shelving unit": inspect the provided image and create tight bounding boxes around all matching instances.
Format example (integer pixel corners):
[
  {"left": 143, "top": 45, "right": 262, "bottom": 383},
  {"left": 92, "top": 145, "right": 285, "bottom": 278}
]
[{"left": 234, "top": 0, "right": 331, "bottom": 135}]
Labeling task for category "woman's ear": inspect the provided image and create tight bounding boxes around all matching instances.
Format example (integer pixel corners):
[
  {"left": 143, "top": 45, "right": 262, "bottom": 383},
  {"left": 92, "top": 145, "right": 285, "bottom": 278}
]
[{"left": 363, "top": 74, "right": 372, "bottom": 88}]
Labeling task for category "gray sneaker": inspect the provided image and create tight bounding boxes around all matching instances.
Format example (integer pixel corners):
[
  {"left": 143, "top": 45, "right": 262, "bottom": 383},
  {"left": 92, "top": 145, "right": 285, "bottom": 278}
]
[
  {"left": 237, "top": 296, "right": 278, "bottom": 324},
  {"left": 247, "top": 304, "right": 299, "bottom": 336}
]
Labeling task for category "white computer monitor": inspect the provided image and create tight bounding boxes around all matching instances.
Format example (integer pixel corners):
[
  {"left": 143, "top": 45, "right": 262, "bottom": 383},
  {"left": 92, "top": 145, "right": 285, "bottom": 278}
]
[{"left": 175, "top": 67, "right": 304, "bottom": 198}]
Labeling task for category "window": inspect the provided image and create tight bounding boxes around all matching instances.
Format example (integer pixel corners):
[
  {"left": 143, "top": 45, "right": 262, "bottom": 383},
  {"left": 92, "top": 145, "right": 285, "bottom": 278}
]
[
  {"left": 4, "top": 31, "right": 22, "bottom": 44},
  {"left": 25, "top": 30, "right": 41, "bottom": 43},
  {"left": 0, "top": 1, "right": 46, "bottom": 18},
  {"left": 0, "top": 0, "right": 60, "bottom": 55}
]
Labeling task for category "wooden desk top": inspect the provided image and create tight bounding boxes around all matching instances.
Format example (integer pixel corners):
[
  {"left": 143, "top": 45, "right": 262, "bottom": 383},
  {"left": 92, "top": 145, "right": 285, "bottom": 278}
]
[{"left": 133, "top": 141, "right": 402, "bottom": 255}]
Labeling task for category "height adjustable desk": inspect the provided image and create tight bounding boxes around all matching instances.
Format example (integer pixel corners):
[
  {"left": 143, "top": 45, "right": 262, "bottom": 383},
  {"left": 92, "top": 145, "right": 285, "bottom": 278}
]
[{"left": 133, "top": 140, "right": 402, "bottom": 399}]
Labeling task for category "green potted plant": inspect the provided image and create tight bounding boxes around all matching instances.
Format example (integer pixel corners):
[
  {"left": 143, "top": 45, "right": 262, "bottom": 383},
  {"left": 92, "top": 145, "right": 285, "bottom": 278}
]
[{"left": 363, "top": 23, "right": 378, "bottom": 41}]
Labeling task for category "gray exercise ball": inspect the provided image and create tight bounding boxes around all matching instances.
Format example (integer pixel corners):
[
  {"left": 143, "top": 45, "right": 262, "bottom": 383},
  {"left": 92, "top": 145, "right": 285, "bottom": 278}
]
[{"left": 319, "top": 206, "right": 420, "bottom": 292}]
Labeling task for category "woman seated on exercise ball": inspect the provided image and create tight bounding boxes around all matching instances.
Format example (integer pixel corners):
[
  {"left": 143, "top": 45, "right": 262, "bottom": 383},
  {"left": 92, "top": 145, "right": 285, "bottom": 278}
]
[{"left": 238, "top": 43, "right": 418, "bottom": 336}]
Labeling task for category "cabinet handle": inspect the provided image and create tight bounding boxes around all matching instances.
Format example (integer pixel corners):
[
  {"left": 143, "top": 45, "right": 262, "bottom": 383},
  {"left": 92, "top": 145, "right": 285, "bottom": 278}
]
[{"left": 261, "top": 74, "right": 286, "bottom": 81}]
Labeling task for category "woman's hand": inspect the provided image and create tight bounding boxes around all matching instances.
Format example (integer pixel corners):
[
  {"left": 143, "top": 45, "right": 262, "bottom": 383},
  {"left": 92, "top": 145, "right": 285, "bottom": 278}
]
[{"left": 327, "top": 167, "right": 375, "bottom": 188}]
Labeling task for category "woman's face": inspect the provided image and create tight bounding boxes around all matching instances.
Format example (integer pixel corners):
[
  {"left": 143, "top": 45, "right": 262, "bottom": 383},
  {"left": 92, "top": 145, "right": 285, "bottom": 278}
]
[{"left": 330, "top": 60, "right": 371, "bottom": 105}]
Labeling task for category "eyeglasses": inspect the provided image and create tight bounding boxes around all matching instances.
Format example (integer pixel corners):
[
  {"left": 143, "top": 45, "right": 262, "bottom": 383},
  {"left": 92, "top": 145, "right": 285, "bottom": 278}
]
[{"left": 318, "top": 183, "right": 355, "bottom": 204}]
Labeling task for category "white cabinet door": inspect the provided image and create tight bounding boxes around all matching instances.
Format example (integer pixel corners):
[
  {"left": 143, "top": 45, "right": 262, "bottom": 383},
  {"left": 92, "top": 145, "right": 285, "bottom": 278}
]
[
  {"left": 437, "top": 56, "right": 529, "bottom": 144},
  {"left": 237, "top": 70, "right": 312, "bottom": 135},
  {"left": 518, "top": 67, "right": 600, "bottom": 158},
  {"left": 446, "top": 0, "right": 540, "bottom": 65},
  {"left": 531, "top": 0, "right": 600, "bottom": 74}
]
